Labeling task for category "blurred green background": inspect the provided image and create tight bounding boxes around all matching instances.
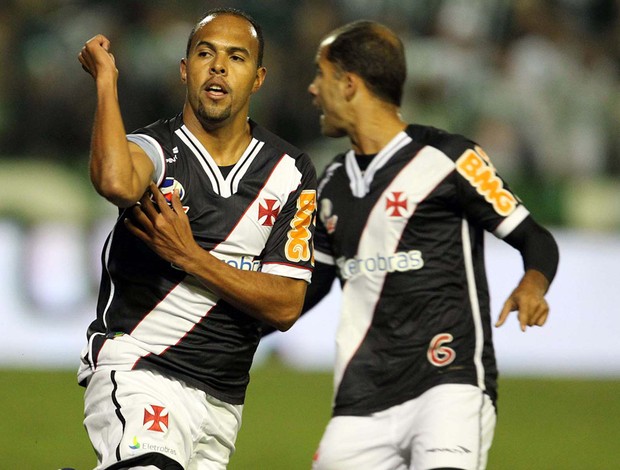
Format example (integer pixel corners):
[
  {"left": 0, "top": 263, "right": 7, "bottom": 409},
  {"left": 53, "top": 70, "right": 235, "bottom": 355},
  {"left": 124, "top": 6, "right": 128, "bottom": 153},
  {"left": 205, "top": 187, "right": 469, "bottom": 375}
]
[
  {"left": 2, "top": 1, "right": 620, "bottom": 469},
  {"left": 1, "top": 361, "right": 619, "bottom": 469}
]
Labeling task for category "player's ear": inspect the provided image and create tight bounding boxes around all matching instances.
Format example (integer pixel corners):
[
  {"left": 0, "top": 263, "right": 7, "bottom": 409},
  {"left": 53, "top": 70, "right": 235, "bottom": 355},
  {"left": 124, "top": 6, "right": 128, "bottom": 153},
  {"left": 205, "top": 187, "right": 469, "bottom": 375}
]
[
  {"left": 180, "top": 58, "right": 187, "bottom": 83},
  {"left": 343, "top": 72, "right": 358, "bottom": 101},
  {"left": 251, "top": 66, "right": 267, "bottom": 93}
]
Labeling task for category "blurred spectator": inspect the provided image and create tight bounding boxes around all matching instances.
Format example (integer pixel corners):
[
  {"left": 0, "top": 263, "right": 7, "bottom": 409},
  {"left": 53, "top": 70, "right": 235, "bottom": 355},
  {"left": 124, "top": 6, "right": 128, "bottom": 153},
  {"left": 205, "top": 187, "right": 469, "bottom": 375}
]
[{"left": 0, "top": 0, "right": 619, "bottom": 194}]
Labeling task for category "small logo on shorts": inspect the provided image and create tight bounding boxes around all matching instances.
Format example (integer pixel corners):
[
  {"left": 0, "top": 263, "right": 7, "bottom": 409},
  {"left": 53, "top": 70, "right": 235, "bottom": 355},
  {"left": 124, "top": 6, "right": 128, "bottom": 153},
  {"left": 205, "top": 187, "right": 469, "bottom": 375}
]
[
  {"left": 129, "top": 436, "right": 141, "bottom": 449},
  {"left": 143, "top": 404, "right": 169, "bottom": 433}
]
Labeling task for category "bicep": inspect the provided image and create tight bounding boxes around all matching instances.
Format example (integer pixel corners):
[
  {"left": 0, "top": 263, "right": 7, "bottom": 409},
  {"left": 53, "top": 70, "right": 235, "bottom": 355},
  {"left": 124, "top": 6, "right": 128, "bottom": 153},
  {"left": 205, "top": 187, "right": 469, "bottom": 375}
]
[{"left": 129, "top": 141, "right": 156, "bottom": 189}]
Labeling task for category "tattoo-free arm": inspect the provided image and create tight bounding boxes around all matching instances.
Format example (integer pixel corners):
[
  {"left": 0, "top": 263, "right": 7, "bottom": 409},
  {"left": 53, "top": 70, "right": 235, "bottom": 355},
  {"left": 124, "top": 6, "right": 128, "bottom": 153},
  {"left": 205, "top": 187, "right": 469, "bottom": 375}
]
[
  {"left": 125, "top": 184, "right": 307, "bottom": 331},
  {"left": 496, "top": 216, "right": 559, "bottom": 331},
  {"left": 79, "top": 34, "right": 153, "bottom": 207},
  {"left": 261, "top": 259, "right": 336, "bottom": 337}
]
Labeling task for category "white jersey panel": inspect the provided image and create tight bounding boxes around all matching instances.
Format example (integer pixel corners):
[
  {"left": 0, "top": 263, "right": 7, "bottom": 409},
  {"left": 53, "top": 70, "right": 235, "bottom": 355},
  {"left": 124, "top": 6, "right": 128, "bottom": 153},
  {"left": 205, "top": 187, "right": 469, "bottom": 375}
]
[
  {"left": 211, "top": 153, "right": 301, "bottom": 257},
  {"left": 88, "top": 277, "right": 218, "bottom": 369},
  {"left": 334, "top": 146, "right": 455, "bottom": 391}
]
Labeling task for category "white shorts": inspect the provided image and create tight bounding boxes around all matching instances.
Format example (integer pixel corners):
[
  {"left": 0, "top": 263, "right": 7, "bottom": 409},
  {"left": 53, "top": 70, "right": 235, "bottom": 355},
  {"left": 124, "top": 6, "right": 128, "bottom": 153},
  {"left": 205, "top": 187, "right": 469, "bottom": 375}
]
[
  {"left": 312, "top": 384, "right": 496, "bottom": 470},
  {"left": 83, "top": 369, "right": 243, "bottom": 470}
]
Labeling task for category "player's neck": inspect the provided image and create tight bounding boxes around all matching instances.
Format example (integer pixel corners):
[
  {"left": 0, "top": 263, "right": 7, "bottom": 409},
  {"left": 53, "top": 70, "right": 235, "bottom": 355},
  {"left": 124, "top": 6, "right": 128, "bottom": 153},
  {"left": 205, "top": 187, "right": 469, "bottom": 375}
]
[
  {"left": 184, "top": 111, "right": 253, "bottom": 166},
  {"left": 350, "top": 110, "right": 407, "bottom": 155}
]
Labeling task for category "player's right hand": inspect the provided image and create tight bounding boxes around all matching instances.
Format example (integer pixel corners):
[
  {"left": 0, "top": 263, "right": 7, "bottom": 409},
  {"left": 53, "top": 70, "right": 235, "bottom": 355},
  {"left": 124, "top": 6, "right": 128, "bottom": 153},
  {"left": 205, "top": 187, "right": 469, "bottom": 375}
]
[
  {"left": 78, "top": 34, "right": 117, "bottom": 80},
  {"left": 495, "top": 269, "right": 550, "bottom": 332}
]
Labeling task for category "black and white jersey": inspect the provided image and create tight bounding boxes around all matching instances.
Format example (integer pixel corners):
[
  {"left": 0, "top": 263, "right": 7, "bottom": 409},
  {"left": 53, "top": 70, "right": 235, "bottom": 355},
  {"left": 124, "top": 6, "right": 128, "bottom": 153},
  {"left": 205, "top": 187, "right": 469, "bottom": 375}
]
[
  {"left": 79, "top": 114, "right": 317, "bottom": 405},
  {"left": 314, "top": 124, "right": 529, "bottom": 417}
]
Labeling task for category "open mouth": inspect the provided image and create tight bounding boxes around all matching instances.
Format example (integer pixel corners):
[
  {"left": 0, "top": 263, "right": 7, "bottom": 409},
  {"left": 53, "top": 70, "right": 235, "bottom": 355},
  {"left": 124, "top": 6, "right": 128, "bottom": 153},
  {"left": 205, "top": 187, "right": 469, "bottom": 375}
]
[{"left": 205, "top": 84, "right": 228, "bottom": 98}]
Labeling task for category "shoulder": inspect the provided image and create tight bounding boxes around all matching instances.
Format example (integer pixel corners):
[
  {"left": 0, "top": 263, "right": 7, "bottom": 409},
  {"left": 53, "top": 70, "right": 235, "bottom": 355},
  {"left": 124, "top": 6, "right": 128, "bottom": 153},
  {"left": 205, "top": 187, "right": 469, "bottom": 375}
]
[
  {"left": 319, "top": 152, "right": 346, "bottom": 177},
  {"left": 406, "top": 124, "right": 477, "bottom": 163},
  {"left": 130, "top": 114, "right": 183, "bottom": 142},
  {"left": 316, "top": 152, "right": 346, "bottom": 197}
]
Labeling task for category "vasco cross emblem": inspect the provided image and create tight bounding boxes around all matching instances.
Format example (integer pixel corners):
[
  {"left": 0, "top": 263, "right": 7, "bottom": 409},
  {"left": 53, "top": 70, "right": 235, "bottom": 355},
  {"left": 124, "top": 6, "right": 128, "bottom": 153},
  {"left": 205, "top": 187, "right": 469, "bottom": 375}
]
[
  {"left": 386, "top": 191, "right": 408, "bottom": 217},
  {"left": 258, "top": 199, "right": 280, "bottom": 226}
]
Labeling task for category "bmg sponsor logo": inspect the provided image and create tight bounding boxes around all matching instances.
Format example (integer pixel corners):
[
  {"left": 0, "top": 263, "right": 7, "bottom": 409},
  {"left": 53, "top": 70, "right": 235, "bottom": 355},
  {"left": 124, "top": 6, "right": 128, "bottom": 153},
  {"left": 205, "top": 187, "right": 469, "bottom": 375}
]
[
  {"left": 456, "top": 146, "right": 517, "bottom": 216},
  {"left": 336, "top": 250, "right": 424, "bottom": 280}
]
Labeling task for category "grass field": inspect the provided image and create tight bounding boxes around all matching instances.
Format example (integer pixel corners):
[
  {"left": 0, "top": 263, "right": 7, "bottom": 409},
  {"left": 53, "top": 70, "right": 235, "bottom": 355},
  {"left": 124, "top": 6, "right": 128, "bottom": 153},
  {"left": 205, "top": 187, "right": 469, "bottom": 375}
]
[{"left": 1, "top": 363, "right": 618, "bottom": 469}]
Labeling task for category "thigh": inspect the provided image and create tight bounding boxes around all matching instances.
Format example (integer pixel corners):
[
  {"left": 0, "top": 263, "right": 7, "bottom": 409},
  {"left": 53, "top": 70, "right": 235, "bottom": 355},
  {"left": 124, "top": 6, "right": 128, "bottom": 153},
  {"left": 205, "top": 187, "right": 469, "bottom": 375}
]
[
  {"left": 187, "top": 394, "right": 242, "bottom": 470},
  {"left": 312, "top": 414, "right": 407, "bottom": 470},
  {"left": 409, "top": 384, "right": 496, "bottom": 470},
  {"left": 84, "top": 369, "right": 199, "bottom": 469}
]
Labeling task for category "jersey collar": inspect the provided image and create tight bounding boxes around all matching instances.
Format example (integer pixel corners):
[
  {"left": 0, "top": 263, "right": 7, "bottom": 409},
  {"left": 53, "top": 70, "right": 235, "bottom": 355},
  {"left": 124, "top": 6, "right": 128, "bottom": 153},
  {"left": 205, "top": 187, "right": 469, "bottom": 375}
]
[{"left": 344, "top": 131, "right": 412, "bottom": 198}]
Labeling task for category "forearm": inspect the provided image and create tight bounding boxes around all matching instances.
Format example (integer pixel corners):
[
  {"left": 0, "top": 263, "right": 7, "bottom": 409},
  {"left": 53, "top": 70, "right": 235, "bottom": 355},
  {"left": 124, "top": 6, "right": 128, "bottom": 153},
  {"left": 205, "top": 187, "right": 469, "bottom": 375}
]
[
  {"left": 496, "top": 219, "right": 557, "bottom": 330},
  {"left": 517, "top": 269, "right": 550, "bottom": 295},
  {"left": 179, "top": 244, "right": 307, "bottom": 331},
  {"left": 504, "top": 216, "right": 559, "bottom": 285},
  {"left": 125, "top": 186, "right": 308, "bottom": 330},
  {"left": 262, "top": 261, "right": 334, "bottom": 338}
]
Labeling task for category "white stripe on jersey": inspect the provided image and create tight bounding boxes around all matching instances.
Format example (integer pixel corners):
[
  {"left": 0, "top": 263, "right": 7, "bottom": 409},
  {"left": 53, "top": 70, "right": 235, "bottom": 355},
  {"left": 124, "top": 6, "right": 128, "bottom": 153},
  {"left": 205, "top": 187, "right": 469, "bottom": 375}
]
[
  {"left": 314, "top": 249, "right": 335, "bottom": 265},
  {"left": 95, "top": 276, "right": 219, "bottom": 368},
  {"left": 81, "top": 214, "right": 130, "bottom": 373},
  {"left": 318, "top": 162, "right": 343, "bottom": 199},
  {"left": 262, "top": 263, "right": 312, "bottom": 281},
  {"left": 207, "top": 151, "right": 312, "bottom": 283},
  {"left": 101, "top": 218, "right": 123, "bottom": 330},
  {"left": 230, "top": 140, "right": 263, "bottom": 195},
  {"left": 493, "top": 205, "right": 530, "bottom": 239},
  {"left": 345, "top": 131, "right": 412, "bottom": 198},
  {"left": 87, "top": 153, "right": 310, "bottom": 373},
  {"left": 175, "top": 125, "right": 264, "bottom": 198},
  {"left": 334, "top": 146, "right": 454, "bottom": 392},
  {"left": 344, "top": 152, "right": 364, "bottom": 197},
  {"left": 211, "top": 152, "right": 300, "bottom": 257},
  {"left": 461, "top": 219, "right": 485, "bottom": 390}
]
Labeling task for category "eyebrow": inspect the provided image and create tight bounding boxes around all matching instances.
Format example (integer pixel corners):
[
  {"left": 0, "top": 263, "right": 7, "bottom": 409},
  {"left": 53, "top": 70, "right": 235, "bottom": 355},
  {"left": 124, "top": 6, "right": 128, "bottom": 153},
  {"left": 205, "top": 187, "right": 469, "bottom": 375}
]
[{"left": 194, "top": 40, "right": 251, "bottom": 58}]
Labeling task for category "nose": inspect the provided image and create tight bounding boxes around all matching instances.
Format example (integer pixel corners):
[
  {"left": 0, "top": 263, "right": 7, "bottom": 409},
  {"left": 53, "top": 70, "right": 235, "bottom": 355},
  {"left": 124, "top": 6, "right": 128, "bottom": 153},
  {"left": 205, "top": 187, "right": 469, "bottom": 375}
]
[
  {"left": 308, "top": 81, "right": 317, "bottom": 96},
  {"left": 211, "top": 64, "right": 226, "bottom": 75},
  {"left": 210, "top": 54, "right": 226, "bottom": 75}
]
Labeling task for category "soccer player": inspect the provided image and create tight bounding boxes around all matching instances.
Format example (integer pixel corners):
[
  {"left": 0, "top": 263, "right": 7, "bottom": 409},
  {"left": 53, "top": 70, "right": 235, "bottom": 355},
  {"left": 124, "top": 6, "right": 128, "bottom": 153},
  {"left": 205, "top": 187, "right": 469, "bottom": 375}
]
[
  {"left": 77, "top": 8, "right": 316, "bottom": 469},
  {"left": 305, "top": 21, "right": 559, "bottom": 470}
]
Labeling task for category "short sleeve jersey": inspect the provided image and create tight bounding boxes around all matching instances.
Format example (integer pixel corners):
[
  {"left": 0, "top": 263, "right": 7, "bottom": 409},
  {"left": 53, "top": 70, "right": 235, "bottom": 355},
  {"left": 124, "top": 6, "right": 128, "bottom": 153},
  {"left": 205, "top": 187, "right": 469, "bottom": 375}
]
[
  {"left": 314, "top": 124, "right": 529, "bottom": 416},
  {"left": 79, "top": 114, "right": 317, "bottom": 405}
]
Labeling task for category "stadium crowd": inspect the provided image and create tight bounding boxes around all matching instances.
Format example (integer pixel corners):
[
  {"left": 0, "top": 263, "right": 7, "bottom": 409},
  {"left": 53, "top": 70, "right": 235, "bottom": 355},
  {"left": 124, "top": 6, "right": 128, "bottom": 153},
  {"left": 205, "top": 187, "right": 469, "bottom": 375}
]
[{"left": 0, "top": 0, "right": 619, "bottom": 224}]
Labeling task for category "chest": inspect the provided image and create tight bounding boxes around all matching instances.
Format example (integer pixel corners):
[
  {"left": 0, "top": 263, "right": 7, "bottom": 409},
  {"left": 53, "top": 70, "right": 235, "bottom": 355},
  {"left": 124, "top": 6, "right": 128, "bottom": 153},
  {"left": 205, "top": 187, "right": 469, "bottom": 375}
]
[
  {"left": 319, "top": 150, "right": 458, "bottom": 258},
  {"left": 162, "top": 145, "right": 292, "bottom": 256}
]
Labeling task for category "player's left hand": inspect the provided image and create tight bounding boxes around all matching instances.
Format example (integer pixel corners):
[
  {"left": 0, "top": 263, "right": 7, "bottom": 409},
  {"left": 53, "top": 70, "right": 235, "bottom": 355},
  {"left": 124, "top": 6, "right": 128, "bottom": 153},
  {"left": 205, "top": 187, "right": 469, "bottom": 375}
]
[
  {"left": 124, "top": 182, "right": 199, "bottom": 268},
  {"left": 495, "top": 269, "right": 550, "bottom": 332}
]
